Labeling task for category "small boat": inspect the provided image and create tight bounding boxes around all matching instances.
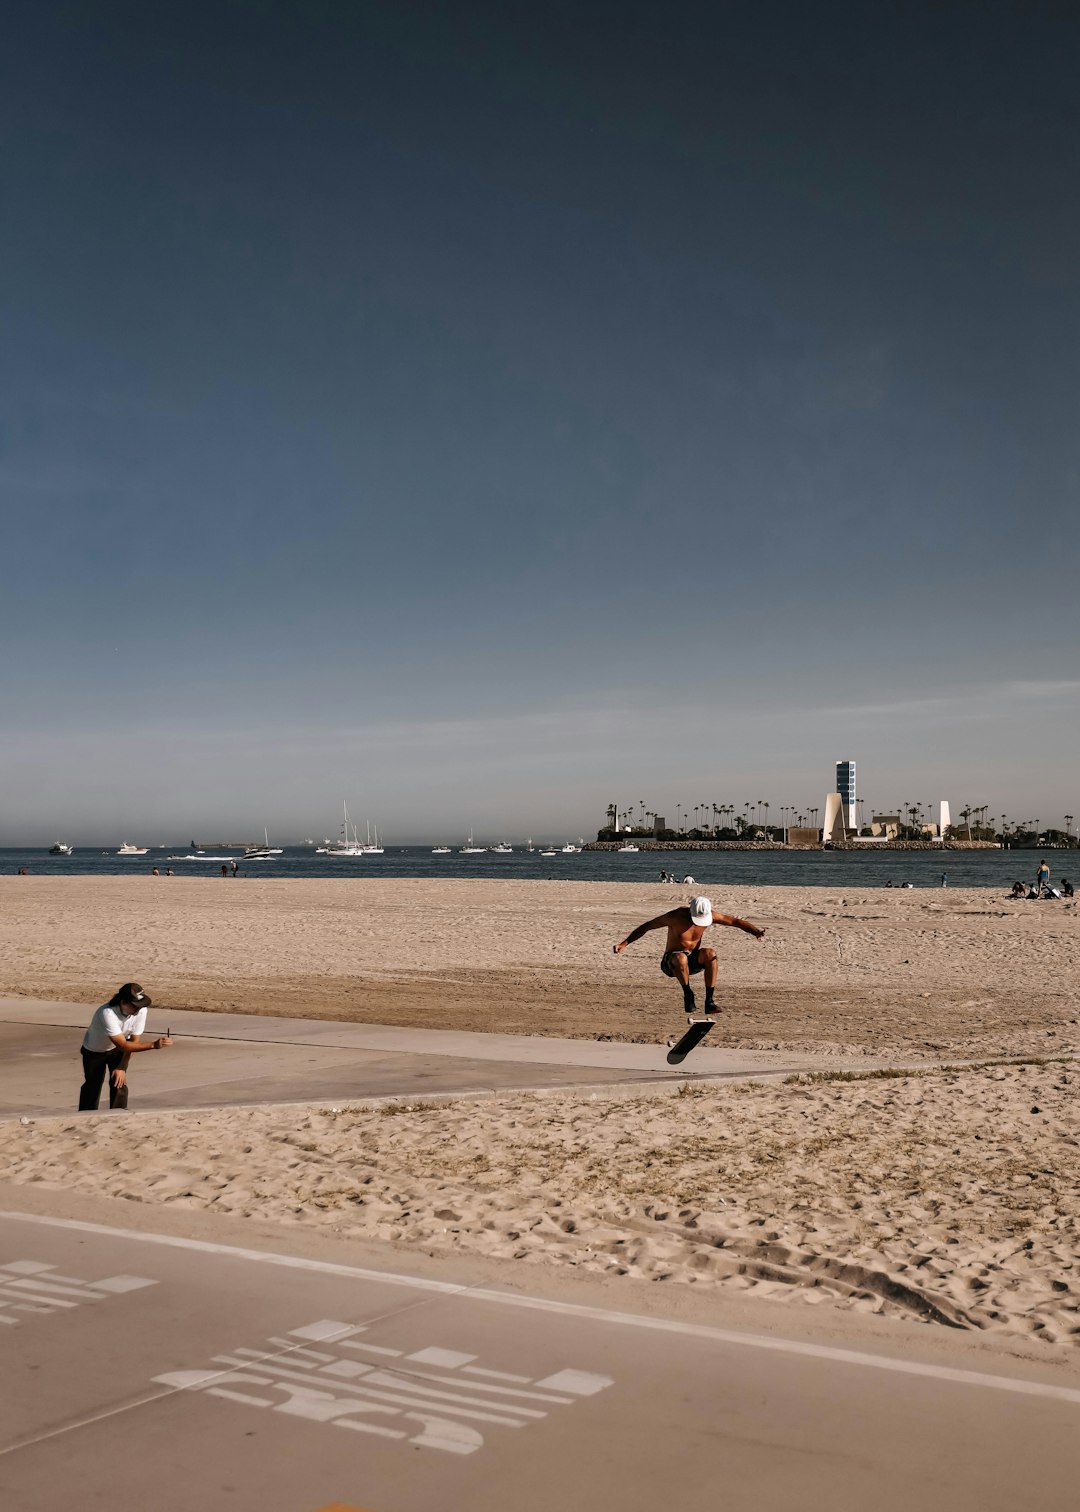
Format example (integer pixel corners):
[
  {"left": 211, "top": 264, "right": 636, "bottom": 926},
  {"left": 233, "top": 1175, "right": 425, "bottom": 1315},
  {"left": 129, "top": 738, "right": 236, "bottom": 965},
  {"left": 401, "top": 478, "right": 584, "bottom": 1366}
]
[
  {"left": 49, "top": 842, "right": 74, "bottom": 855},
  {"left": 617, "top": 843, "right": 640, "bottom": 853},
  {"left": 166, "top": 853, "right": 234, "bottom": 862},
  {"left": 525, "top": 838, "right": 535, "bottom": 852},
  {"left": 540, "top": 849, "right": 557, "bottom": 857},
  {"left": 118, "top": 843, "right": 149, "bottom": 856},
  {"left": 244, "top": 827, "right": 283, "bottom": 860},
  {"left": 431, "top": 846, "right": 451, "bottom": 854},
  {"left": 561, "top": 843, "right": 581, "bottom": 854},
  {"left": 490, "top": 842, "right": 513, "bottom": 854},
  {"left": 459, "top": 831, "right": 486, "bottom": 854}
]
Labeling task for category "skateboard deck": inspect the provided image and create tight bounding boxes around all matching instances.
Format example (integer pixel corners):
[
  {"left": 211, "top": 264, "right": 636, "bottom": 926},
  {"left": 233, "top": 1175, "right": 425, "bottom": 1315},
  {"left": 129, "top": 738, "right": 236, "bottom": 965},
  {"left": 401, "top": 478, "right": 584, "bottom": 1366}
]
[{"left": 665, "top": 1017, "right": 714, "bottom": 1065}]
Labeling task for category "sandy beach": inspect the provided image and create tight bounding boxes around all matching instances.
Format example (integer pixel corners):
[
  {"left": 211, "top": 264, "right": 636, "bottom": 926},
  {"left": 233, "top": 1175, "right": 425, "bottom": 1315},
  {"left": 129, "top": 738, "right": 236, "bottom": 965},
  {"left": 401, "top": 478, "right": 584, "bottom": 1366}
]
[
  {"left": 0, "top": 876, "right": 1077, "bottom": 1059},
  {"left": 3, "top": 1059, "right": 1077, "bottom": 1347},
  {"left": 1, "top": 876, "right": 1077, "bottom": 1349}
]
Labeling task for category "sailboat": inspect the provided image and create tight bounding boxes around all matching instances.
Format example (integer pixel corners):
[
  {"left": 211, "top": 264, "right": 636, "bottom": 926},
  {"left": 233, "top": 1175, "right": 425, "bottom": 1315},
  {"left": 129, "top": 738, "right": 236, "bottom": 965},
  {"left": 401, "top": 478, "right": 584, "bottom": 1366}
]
[
  {"left": 360, "top": 821, "right": 384, "bottom": 855},
  {"left": 316, "top": 802, "right": 365, "bottom": 856},
  {"left": 459, "top": 831, "right": 486, "bottom": 854}
]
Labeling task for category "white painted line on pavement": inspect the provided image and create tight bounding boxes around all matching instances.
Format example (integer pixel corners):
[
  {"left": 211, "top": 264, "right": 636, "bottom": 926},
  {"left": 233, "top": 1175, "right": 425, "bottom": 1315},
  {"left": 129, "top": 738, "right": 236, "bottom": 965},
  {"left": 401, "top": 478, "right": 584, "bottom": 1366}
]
[{"left": 3, "top": 1208, "right": 1080, "bottom": 1407}]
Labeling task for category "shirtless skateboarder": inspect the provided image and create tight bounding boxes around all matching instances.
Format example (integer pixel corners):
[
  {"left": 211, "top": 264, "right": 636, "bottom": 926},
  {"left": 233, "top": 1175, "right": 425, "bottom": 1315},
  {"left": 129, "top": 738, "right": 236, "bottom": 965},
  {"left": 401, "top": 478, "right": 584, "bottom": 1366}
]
[{"left": 612, "top": 896, "right": 765, "bottom": 1015}]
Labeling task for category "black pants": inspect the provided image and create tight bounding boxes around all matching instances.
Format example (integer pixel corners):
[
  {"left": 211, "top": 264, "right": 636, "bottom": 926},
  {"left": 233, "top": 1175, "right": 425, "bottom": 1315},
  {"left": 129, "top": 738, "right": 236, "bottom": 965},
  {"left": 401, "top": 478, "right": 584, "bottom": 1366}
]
[{"left": 79, "top": 1047, "right": 129, "bottom": 1111}]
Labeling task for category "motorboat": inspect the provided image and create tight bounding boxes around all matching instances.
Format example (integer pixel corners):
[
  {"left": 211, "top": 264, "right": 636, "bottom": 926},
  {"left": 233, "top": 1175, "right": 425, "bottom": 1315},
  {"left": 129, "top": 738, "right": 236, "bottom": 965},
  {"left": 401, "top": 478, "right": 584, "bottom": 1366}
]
[
  {"left": 561, "top": 843, "right": 581, "bottom": 854},
  {"left": 617, "top": 843, "right": 640, "bottom": 853},
  {"left": 117, "top": 843, "right": 149, "bottom": 855},
  {"left": 431, "top": 846, "right": 451, "bottom": 854},
  {"left": 540, "top": 849, "right": 557, "bottom": 857},
  {"left": 490, "top": 842, "right": 513, "bottom": 854},
  {"left": 244, "top": 828, "right": 283, "bottom": 860},
  {"left": 49, "top": 842, "right": 74, "bottom": 855}
]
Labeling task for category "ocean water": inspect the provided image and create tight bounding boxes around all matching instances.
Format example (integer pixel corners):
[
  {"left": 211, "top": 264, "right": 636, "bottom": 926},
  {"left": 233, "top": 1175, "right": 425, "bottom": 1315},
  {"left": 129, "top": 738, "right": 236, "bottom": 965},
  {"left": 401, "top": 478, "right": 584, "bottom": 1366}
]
[{"left": 1, "top": 845, "right": 1064, "bottom": 889}]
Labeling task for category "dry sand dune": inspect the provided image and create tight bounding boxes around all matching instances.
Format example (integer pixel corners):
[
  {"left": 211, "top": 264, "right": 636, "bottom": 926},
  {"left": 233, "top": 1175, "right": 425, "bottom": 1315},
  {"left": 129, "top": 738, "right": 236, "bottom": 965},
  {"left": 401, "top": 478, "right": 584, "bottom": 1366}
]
[
  {"left": 1, "top": 877, "right": 1078, "bottom": 1058},
  {"left": 3, "top": 1059, "right": 1077, "bottom": 1346}
]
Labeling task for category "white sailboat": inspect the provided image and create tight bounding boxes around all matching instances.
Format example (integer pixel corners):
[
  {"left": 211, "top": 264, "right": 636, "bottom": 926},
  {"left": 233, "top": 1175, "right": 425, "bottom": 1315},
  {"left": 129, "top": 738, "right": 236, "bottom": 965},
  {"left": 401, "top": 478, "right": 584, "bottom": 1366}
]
[
  {"left": 360, "top": 821, "right": 384, "bottom": 855},
  {"left": 316, "top": 802, "right": 365, "bottom": 856},
  {"left": 459, "top": 831, "right": 486, "bottom": 854}
]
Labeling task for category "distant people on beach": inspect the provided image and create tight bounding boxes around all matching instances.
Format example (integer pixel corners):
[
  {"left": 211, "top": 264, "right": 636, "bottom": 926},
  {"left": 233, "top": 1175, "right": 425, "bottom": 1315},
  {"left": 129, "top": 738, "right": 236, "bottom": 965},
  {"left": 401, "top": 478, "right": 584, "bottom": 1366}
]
[
  {"left": 1037, "top": 859, "right": 1050, "bottom": 892},
  {"left": 1027, "top": 884, "right": 1040, "bottom": 900},
  {"left": 78, "top": 983, "right": 171, "bottom": 1111},
  {"left": 1063, "top": 879, "right": 1075, "bottom": 898},
  {"left": 221, "top": 864, "right": 228, "bottom": 877},
  {"left": 1010, "top": 880, "right": 1026, "bottom": 898},
  {"left": 940, "top": 873, "right": 948, "bottom": 888},
  {"left": 151, "top": 867, "right": 159, "bottom": 876},
  {"left": 884, "top": 879, "right": 894, "bottom": 888},
  {"left": 231, "top": 860, "right": 239, "bottom": 876},
  {"left": 165, "top": 868, "right": 174, "bottom": 876}
]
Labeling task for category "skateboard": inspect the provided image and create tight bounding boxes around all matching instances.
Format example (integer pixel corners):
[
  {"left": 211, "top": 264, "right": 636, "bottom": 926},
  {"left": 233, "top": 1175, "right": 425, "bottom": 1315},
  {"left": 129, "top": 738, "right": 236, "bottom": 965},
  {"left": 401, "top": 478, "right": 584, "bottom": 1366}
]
[{"left": 665, "top": 1018, "right": 714, "bottom": 1065}]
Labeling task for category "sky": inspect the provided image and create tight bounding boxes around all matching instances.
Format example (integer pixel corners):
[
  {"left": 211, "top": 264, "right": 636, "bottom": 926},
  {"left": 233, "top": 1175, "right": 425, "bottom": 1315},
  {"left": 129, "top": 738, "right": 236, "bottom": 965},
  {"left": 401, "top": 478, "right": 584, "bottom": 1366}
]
[{"left": 2, "top": 0, "right": 1078, "bottom": 843}]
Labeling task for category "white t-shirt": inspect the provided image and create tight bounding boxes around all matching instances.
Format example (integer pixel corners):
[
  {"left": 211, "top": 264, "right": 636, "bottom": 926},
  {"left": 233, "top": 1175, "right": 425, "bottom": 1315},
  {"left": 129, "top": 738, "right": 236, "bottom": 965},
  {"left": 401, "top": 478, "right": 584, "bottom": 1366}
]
[{"left": 83, "top": 1004, "right": 148, "bottom": 1054}]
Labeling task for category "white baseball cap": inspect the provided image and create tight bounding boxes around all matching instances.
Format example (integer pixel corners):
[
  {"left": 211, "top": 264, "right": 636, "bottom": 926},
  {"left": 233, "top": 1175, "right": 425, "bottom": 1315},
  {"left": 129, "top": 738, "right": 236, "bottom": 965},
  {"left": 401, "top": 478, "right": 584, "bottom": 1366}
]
[{"left": 689, "top": 896, "right": 713, "bottom": 926}]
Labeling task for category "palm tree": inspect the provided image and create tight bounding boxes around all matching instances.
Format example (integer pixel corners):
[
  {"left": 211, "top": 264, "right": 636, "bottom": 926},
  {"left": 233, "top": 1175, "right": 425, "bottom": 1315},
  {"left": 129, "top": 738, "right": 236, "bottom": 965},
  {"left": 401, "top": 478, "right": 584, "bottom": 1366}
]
[{"left": 762, "top": 801, "right": 770, "bottom": 838}]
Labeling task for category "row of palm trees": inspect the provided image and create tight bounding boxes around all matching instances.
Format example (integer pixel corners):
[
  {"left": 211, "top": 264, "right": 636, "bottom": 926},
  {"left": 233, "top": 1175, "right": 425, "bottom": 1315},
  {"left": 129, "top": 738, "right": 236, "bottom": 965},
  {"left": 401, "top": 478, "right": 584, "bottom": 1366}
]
[
  {"left": 610, "top": 801, "right": 1077, "bottom": 843},
  {"left": 612, "top": 801, "right": 821, "bottom": 838}
]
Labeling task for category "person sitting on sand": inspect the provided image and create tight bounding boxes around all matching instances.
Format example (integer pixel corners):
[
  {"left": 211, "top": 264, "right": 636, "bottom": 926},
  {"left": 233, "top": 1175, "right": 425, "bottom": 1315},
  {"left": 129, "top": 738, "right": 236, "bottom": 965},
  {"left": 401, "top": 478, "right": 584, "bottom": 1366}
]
[
  {"left": 1010, "top": 880, "right": 1026, "bottom": 898},
  {"left": 78, "top": 983, "right": 171, "bottom": 1112},
  {"left": 1063, "top": 878, "right": 1075, "bottom": 898},
  {"left": 1027, "top": 884, "right": 1039, "bottom": 900},
  {"left": 612, "top": 896, "right": 765, "bottom": 1016}
]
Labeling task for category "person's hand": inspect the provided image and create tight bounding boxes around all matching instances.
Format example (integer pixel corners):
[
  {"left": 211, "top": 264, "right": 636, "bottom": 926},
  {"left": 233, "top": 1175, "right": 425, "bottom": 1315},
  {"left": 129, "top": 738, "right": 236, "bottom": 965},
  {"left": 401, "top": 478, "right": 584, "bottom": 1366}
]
[
  {"left": 155, "top": 1036, "right": 172, "bottom": 1049},
  {"left": 613, "top": 940, "right": 627, "bottom": 954},
  {"left": 111, "top": 1068, "right": 127, "bottom": 1090}
]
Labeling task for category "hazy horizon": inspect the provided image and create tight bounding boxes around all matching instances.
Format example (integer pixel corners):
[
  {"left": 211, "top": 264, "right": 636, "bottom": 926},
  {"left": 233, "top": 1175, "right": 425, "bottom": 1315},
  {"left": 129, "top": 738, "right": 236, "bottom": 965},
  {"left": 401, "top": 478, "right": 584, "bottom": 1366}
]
[{"left": 3, "top": 2, "right": 1077, "bottom": 842}]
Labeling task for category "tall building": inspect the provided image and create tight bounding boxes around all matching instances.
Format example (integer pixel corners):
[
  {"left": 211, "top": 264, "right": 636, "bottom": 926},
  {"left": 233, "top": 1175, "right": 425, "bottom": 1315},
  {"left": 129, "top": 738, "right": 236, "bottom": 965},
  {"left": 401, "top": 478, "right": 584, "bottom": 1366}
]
[{"left": 835, "top": 759, "right": 857, "bottom": 829}]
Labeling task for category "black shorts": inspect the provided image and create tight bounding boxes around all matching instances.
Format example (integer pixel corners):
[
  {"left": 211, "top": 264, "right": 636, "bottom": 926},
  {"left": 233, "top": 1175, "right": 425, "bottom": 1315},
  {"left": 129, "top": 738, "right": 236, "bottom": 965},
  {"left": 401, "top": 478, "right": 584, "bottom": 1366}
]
[{"left": 660, "top": 947, "right": 705, "bottom": 978}]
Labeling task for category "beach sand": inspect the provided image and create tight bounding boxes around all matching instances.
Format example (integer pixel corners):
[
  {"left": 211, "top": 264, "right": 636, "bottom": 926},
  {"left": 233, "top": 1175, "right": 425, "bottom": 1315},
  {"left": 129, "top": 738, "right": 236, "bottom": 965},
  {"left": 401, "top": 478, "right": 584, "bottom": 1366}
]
[
  {"left": 0, "top": 876, "right": 1077, "bottom": 1059},
  {"left": 2, "top": 876, "right": 1077, "bottom": 1347},
  {"left": 3, "top": 1059, "right": 1077, "bottom": 1346}
]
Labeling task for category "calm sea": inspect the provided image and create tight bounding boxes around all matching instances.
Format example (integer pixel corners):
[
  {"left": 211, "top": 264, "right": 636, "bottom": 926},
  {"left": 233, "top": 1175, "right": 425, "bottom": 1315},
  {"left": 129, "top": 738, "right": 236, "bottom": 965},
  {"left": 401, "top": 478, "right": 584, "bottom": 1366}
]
[{"left": 1, "top": 846, "right": 1063, "bottom": 889}]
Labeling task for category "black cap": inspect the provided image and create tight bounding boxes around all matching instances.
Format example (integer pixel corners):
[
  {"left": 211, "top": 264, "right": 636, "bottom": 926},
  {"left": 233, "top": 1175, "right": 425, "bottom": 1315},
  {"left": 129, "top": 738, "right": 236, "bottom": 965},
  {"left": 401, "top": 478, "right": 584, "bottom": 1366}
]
[{"left": 118, "top": 982, "right": 152, "bottom": 1009}]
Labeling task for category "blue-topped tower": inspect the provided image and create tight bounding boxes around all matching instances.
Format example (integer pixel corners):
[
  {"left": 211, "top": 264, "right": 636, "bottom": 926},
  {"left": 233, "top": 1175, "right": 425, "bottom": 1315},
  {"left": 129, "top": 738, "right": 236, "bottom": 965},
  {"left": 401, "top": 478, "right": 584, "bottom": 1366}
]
[{"left": 835, "top": 759, "right": 857, "bottom": 830}]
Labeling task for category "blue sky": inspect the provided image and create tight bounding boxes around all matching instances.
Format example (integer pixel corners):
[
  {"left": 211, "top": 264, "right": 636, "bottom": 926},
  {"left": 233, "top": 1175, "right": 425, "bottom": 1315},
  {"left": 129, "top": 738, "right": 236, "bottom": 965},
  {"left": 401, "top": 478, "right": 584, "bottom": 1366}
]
[{"left": 2, "top": 1, "right": 1078, "bottom": 842}]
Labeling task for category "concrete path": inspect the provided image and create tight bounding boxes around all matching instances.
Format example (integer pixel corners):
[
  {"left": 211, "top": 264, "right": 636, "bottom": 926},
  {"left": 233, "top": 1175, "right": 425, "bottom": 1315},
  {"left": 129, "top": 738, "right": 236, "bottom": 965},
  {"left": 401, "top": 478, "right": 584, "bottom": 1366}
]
[
  {"left": 1, "top": 1192, "right": 1078, "bottom": 1511},
  {"left": 0, "top": 996, "right": 899, "bottom": 1118}
]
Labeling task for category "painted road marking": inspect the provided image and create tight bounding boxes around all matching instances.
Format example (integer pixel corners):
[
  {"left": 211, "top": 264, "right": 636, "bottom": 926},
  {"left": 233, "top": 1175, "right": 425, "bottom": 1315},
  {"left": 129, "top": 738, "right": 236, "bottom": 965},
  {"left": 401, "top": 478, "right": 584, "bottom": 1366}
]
[
  {"left": 151, "top": 1318, "right": 614, "bottom": 1457},
  {"left": 4, "top": 1209, "right": 1080, "bottom": 1407},
  {"left": 0, "top": 1257, "right": 156, "bottom": 1325}
]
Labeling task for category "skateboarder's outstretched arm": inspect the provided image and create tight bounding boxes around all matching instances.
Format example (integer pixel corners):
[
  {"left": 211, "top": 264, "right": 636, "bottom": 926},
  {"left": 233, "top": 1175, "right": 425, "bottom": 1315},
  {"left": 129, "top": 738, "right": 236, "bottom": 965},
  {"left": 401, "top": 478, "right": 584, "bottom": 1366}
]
[
  {"left": 613, "top": 912, "right": 678, "bottom": 953},
  {"left": 711, "top": 913, "right": 766, "bottom": 940}
]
